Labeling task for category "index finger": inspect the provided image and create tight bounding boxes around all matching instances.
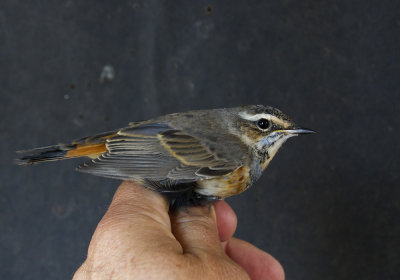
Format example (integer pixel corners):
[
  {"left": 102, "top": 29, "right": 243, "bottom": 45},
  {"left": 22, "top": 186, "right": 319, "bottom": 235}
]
[{"left": 88, "top": 181, "right": 182, "bottom": 257}]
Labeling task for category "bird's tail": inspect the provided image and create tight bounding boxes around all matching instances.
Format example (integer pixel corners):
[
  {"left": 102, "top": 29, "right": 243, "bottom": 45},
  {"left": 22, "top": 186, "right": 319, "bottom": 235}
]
[{"left": 15, "top": 131, "right": 116, "bottom": 165}]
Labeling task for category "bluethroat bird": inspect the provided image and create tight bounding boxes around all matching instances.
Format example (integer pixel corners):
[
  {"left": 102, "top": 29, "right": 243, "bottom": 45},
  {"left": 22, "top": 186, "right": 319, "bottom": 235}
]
[{"left": 17, "top": 105, "right": 314, "bottom": 207}]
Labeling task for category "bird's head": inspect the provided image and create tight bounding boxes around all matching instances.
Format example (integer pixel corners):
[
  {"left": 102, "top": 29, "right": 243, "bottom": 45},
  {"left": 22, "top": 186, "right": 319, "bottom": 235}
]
[{"left": 232, "top": 105, "right": 314, "bottom": 170}]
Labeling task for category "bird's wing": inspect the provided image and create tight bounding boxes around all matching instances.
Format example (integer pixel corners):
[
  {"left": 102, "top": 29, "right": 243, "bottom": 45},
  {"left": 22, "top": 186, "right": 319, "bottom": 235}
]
[{"left": 77, "top": 122, "right": 239, "bottom": 187}]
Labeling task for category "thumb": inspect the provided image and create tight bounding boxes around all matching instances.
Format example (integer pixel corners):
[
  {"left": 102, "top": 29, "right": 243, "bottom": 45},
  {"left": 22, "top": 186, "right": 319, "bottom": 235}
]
[{"left": 170, "top": 205, "right": 223, "bottom": 257}]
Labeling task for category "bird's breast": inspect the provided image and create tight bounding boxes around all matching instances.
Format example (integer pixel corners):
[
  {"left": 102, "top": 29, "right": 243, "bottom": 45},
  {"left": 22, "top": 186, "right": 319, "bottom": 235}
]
[{"left": 196, "top": 166, "right": 251, "bottom": 198}]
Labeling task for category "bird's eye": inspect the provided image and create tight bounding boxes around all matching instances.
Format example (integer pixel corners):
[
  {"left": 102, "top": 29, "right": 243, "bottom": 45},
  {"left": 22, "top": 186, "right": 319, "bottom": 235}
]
[{"left": 257, "top": 118, "right": 270, "bottom": 130}]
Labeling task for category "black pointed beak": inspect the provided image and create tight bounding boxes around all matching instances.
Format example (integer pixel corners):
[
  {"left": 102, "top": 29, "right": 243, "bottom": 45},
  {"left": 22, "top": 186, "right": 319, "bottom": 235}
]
[{"left": 284, "top": 127, "right": 316, "bottom": 135}]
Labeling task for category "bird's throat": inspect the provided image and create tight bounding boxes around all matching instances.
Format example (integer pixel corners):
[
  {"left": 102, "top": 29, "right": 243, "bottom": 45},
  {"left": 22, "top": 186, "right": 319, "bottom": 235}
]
[{"left": 257, "top": 134, "right": 293, "bottom": 170}]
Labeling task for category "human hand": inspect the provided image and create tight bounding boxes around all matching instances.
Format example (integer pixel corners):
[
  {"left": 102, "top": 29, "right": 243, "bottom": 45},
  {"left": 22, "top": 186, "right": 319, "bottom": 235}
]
[{"left": 73, "top": 181, "right": 284, "bottom": 280}]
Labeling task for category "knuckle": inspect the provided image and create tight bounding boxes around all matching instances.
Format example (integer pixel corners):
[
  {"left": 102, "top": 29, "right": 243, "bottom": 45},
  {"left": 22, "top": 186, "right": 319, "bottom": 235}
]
[
  {"left": 72, "top": 267, "right": 86, "bottom": 280},
  {"left": 175, "top": 214, "right": 216, "bottom": 233},
  {"left": 100, "top": 201, "right": 170, "bottom": 233},
  {"left": 73, "top": 261, "right": 95, "bottom": 280},
  {"left": 89, "top": 220, "right": 120, "bottom": 252}
]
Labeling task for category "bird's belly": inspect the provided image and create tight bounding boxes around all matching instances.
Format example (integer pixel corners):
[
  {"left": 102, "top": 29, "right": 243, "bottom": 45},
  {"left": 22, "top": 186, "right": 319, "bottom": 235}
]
[{"left": 197, "top": 166, "right": 251, "bottom": 198}]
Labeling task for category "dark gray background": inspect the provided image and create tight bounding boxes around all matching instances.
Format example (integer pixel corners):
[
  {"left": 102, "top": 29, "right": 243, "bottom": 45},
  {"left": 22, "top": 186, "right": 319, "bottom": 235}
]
[{"left": 1, "top": 0, "right": 399, "bottom": 279}]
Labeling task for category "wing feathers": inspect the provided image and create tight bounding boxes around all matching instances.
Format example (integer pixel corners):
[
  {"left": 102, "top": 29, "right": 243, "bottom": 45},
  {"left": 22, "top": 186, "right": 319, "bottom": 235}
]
[
  {"left": 78, "top": 123, "right": 240, "bottom": 184},
  {"left": 119, "top": 123, "right": 171, "bottom": 136},
  {"left": 158, "top": 130, "right": 233, "bottom": 169}
]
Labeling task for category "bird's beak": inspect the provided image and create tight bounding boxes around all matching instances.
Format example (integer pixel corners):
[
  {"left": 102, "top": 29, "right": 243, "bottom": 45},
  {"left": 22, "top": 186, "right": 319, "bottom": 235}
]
[{"left": 284, "top": 127, "right": 316, "bottom": 135}]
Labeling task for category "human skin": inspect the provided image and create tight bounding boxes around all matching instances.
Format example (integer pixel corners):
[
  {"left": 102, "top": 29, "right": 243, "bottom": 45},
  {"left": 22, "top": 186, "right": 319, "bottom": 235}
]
[{"left": 73, "top": 181, "right": 285, "bottom": 280}]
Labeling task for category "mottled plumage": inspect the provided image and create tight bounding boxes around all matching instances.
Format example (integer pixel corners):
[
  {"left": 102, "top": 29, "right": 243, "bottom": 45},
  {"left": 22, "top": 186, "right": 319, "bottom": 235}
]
[{"left": 16, "top": 105, "right": 314, "bottom": 207}]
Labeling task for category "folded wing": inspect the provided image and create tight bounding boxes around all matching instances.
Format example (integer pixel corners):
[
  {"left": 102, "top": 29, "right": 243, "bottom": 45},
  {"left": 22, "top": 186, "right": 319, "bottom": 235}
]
[{"left": 77, "top": 122, "right": 239, "bottom": 189}]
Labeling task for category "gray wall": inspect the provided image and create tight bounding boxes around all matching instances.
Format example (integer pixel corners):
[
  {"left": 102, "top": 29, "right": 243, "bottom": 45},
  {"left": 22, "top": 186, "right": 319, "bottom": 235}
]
[{"left": 1, "top": 1, "right": 399, "bottom": 279}]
